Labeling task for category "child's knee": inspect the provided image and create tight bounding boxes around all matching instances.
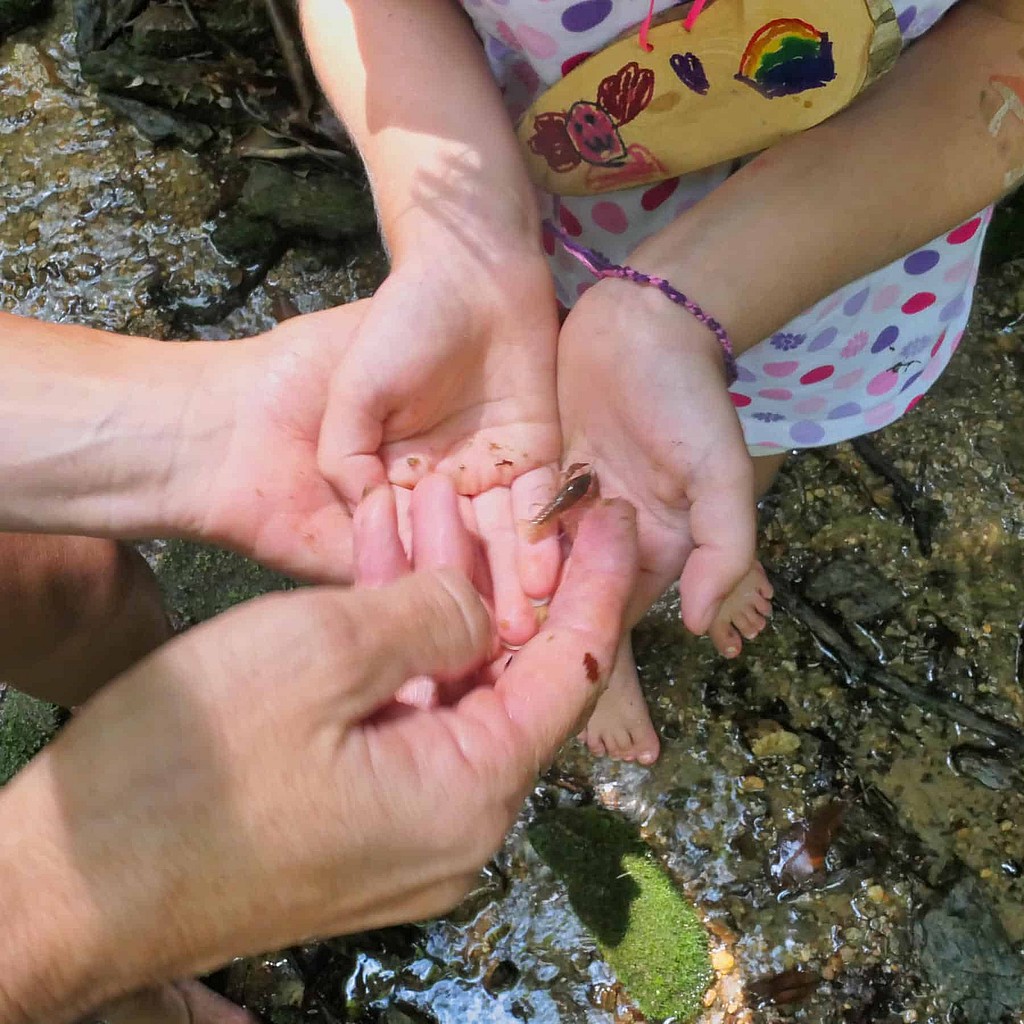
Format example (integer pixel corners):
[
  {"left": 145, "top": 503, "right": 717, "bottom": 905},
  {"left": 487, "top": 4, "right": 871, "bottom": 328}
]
[{"left": 0, "top": 534, "right": 168, "bottom": 703}]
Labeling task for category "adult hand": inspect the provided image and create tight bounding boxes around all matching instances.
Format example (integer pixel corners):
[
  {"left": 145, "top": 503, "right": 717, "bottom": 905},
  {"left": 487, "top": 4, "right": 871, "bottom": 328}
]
[
  {"left": 314, "top": 240, "right": 564, "bottom": 643},
  {"left": 0, "top": 500, "right": 636, "bottom": 1024}
]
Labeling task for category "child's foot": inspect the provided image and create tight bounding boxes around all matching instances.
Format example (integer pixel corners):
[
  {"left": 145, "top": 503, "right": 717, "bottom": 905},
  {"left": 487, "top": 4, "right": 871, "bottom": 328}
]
[
  {"left": 707, "top": 561, "right": 773, "bottom": 658},
  {"left": 578, "top": 635, "right": 660, "bottom": 764}
]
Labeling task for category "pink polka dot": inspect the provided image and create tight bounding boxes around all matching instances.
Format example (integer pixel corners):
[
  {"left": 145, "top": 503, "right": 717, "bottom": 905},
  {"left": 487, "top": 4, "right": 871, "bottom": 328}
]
[
  {"left": 871, "top": 284, "right": 900, "bottom": 313},
  {"left": 559, "top": 204, "right": 583, "bottom": 237},
  {"left": 921, "top": 358, "right": 943, "bottom": 385},
  {"left": 905, "top": 394, "right": 924, "bottom": 414},
  {"left": 815, "top": 294, "right": 843, "bottom": 321},
  {"left": 864, "top": 401, "right": 897, "bottom": 429},
  {"left": 496, "top": 21, "right": 522, "bottom": 50},
  {"left": 867, "top": 369, "right": 898, "bottom": 396},
  {"left": 730, "top": 392, "right": 752, "bottom": 408},
  {"left": 943, "top": 259, "right": 972, "bottom": 284},
  {"left": 511, "top": 60, "right": 540, "bottom": 92},
  {"left": 930, "top": 330, "right": 947, "bottom": 357},
  {"left": 592, "top": 200, "right": 629, "bottom": 234},
  {"left": 833, "top": 368, "right": 865, "bottom": 390},
  {"left": 951, "top": 330, "right": 963, "bottom": 352},
  {"left": 759, "top": 387, "right": 793, "bottom": 401},
  {"left": 641, "top": 177, "right": 680, "bottom": 211},
  {"left": 561, "top": 52, "right": 592, "bottom": 75},
  {"left": 541, "top": 223, "right": 555, "bottom": 255},
  {"left": 947, "top": 217, "right": 982, "bottom": 245},
  {"left": 516, "top": 24, "right": 559, "bottom": 59},
  {"left": 795, "top": 396, "right": 827, "bottom": 415},
  {"left": 901, "top": 292, "right": 936, "bottom": 315},
  {"left": 800, "top": 365, "right": 835, "bottom": 385},
  {"left": 763, "top": 360, "right": 799, "bottom": 377}
]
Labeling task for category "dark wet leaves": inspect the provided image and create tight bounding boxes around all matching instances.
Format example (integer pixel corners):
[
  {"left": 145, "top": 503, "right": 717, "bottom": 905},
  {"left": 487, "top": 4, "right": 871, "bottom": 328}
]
[
  {"left": 748, "top": 967, "right": 821, "bottom": 1007},
  {"left": 949, "top": 745, "right": 1022, "bottom": 791},
  {"left": 771, "top": 800, "right": 846, "bottom": 886},
  {"left": 803, "top": 560, "right": 903, "bottom": 622}
]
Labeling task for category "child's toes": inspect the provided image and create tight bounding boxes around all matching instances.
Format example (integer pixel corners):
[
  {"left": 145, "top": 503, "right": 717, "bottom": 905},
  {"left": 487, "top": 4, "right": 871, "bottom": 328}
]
[
  {"left": 735, "top": 609, "right": 767, "bottom": 640},
  {"left": 709, "top": 619, "right": 744, "bottom": 658}
]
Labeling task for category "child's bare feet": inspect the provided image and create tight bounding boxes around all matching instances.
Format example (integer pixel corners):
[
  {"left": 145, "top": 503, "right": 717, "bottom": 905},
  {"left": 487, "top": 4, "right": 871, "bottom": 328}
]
[
  {"left": 707, "top": 561, "right": 773, "bottom": 658},
  {"left": 578, "top": 634, "right": 660, "bottom": 765}
]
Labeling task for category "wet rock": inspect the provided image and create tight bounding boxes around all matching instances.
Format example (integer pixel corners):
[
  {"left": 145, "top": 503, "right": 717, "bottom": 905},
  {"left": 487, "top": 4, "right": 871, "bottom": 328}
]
[
  {"left": 914, "top": 877, "right": 1024, "bottom": 1024},
  {"left": 746, "top": 720, "right": 802, "bottom": 759},
  {"left": 950, "top": 745, "right": 1022, "bottom": 791},
  {"left": 99, "top": 90, "right": 214, "bottom": 149},
  {"left": 482, "top": 958, "right": 520, "bottom": 995},
  {"left": 380, "top": 1004, "right": 438, "bottom": 1024},
  {"left": 747, "top": 967, "right": 821, "bottom": 1008},
  {"left": 236, "top": 162, "right": 375, "bottom": 241},
  {"left": 803, "top": 559, "right": 904, "bottom": 621}
]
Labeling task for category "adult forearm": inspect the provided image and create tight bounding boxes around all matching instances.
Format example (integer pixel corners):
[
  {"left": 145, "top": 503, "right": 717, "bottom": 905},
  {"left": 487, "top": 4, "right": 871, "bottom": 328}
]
[
  {"left": 633, "top": 0, "right": 1022, "bottom": 351},
  {"left": 0, "top": 313, "right": 225, "bottom": 537},
  {"left": 299, "top": 0, "right": 540, "bottom": 260}
]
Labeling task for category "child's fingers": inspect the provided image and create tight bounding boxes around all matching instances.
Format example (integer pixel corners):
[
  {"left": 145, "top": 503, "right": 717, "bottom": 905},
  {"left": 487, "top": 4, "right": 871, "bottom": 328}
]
[
  {"left": 410, "top": 474, "right": 476, "bottom": 581},
  {"left": 354, "top": 486, "right": 410, "bottom": 587},
  {"left": 511, "top": 466, "right": 562, "bottom": 601},
  {"left": 677, "top": 437, "right": 756, "bottom": 636},
  {"left": 471, "top": 487, "right": 539, "bottom": 647}
]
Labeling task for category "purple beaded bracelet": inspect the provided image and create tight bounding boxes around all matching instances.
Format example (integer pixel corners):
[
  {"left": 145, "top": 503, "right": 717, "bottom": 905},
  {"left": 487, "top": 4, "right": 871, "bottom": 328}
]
[{"left": 545, "top": 220, "right": 738, "bottom": 386}]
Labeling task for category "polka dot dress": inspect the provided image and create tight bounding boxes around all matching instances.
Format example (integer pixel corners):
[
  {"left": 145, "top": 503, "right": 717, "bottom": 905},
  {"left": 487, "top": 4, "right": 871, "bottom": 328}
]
[{"left": 459, "top": 0, "right": 988, "bottom": 454}]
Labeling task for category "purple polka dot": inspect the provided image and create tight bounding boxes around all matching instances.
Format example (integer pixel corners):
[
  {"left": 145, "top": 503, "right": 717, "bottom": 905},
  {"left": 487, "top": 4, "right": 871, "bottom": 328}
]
[
  {"left": 939, "top": 293, "right": 967, "bottom": 322},
  {"left": 562, "top": 0, "right": 613, "bottom": 32},
  {"left": 790, "top": 421, "right": 826, "bottom": 445},
  {"left": 897, "top": 5, "right": 917, "bottom": 32},
  {"left": 843, "top": 286, "right": 870, "bottom": 316},
  {"left": 808, "top": 327, "right": 838, "bottom": 352},
  {"left": 828, "top": 402, "right": 862, "bottom": 419},
  {"left": 734, "top": 364, "right": 757, "bottom": 383},
  {"left": 900, "top": 370, "right": 924, "bottom": 393},
  {"left": 871, "top": 325, "right": 900, "bottom": 353},
  {"left": 903, "top": 249, "right": 940, "bottom": 275}
]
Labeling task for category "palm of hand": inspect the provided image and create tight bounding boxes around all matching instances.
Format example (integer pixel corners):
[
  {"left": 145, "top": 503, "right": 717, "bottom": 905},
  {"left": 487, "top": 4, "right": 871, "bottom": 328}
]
[
  {"left": 557, "top": 281, "right": 755, "bottom": 633},
  {"left": 319, "top": 256, "right": 561, "bottom": 503},
  {"left": 192, "top": 301, "right": 372, "bottom": 583}
]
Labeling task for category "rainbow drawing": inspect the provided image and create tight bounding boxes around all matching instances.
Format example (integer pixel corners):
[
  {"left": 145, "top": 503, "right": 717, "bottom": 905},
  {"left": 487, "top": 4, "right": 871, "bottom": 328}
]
[{"left": 735, "top": 18, "right": 836, "bottom": 99}]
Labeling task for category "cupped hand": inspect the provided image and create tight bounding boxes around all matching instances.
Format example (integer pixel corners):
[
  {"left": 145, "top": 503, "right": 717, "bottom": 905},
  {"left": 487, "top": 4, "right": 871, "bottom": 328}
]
[
  {"left": 557, "top": 277, "right": 756, "bottom": 634},
  {"left": 315, "top": 244, "right": 565, "bottom": 641},
  {"left": 1, "top": 500, "right": 636, "bottom": 1024}
]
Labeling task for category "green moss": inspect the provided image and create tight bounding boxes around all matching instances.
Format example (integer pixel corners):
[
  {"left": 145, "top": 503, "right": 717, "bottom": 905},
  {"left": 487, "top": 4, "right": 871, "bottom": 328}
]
[
  {"left": 0, "top": 687, "right": 61, "bottom": 785},
  {"left": 528, "top": 807, "right": 712, "bottom": 1022},
  {"left": 155, "top": 540, "right": 297, "bottom": 626}
]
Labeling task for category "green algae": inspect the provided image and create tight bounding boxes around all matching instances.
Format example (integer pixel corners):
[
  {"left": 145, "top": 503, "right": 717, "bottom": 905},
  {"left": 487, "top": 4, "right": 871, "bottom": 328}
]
[
  {"left": 155, "top": 540, "right": 297, "bottom": 627},
  {"left": 528, "top": 806, "right": 712, "bottom": 1022},
  {"left": 0, "top": 687, "right": 60, "bottom": 785}
]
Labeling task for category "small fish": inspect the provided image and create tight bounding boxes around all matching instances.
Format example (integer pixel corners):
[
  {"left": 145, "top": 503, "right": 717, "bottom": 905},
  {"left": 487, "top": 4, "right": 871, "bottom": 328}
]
[{"left": 529, "top": 463, "right": 595, "bottom": 532}]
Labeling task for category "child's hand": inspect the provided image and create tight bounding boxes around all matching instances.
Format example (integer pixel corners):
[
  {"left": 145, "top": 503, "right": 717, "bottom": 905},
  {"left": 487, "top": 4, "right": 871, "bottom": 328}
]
[
  {"left": 317, "top": 245, "right": 563, "bottom": 643},
  {"left": 557, "top": 277, "right": 756, "bottom": 633}
]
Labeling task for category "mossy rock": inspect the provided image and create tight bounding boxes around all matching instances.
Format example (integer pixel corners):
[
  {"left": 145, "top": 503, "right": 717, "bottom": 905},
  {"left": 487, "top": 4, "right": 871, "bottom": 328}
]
[
  {"left": 0, "top": 687, "right": 61, "bottom": 785},
  {"left": 155, "top": 540, "right": 297, "bottom": 627},
  {"left": 528, "top": 806, "right": 712, "bottom": 1022}
]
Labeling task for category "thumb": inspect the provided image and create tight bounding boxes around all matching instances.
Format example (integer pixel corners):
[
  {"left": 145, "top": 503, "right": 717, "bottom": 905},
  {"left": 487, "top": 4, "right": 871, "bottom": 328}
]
[
  {"left": 339, "top": 569, "right": 494, "bottom": 721},
  {"left": 317, "top": 365, "right": 388, "bottom": 508},
  {"left": 677, "top": 437, "right": 756, "bottom": 635}
]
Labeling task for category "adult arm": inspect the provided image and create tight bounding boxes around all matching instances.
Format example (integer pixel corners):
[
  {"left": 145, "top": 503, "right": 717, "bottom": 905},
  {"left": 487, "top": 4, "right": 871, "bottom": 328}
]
[
  {"left": 0, "top": 499, "right": 635, "bottom": 1024},
  {"left": 0, "top": 303, "right": 372, "bottom": 580}
]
